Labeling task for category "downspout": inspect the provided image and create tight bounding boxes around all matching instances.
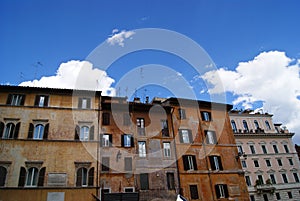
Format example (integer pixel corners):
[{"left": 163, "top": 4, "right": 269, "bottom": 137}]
[
  {"left": 170, "top": 107, "right": 182, "bottom": 195},
  {"left": 96, "top": 91, "right": 102, "bottom": 199},
  {"left": 196, "top": 106, "right": 216, "bottom": 201}
]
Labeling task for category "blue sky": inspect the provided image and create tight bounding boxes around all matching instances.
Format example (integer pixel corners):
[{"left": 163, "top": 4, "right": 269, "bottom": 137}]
[{"left": 1, "top": 0, "right": 300, "bottom": 141}]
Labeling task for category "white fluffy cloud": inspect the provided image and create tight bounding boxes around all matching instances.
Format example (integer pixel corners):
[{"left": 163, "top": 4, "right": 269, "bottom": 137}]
[
  {"left": 202, "top": 51, "right": 300, "bottom": 143},
  {"left": 107, "top": 30, "right": 135, "bottom": 47},
  {"left": 19, "top": 60, "right": 115, "bottom": 96}
]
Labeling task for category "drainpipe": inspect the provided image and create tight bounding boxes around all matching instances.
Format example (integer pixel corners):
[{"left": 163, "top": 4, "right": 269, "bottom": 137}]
[
  {"left": 96, "top": 91, "right": 102, "bottom": 199},
  {"left": 170, "top": 107, "right": 182, "bottom": 195}
]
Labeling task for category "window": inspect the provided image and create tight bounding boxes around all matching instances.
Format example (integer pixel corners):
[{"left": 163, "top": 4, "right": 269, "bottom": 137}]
[
  {"left": 241, "top": 160, "right": 247, "bottom": 168},
  {"left": 18, "top": 166, "right": 46, "bottom": 187},
  {"left": 124, "top": 187, "right": 134, "bottom": 192},
  {"left": 266, "top": 159, "right": 271, "bottom": 167},
  {"left": 166, "top": 173, "right": 175, "bottom": 190},
  {"left": 161, "top": 120, "right": 169, "bottom": 136},
  {"left": 75, "top": 125, "right": 94, "bottom": 141},
  {"left": 205, "top": 130, "right": 217, "bottom": 144},
  {"left": 78, "top": 97, "right": 91, "bottom": 109},
  {"left": 189, "top": 185, "right": 199, "bottom": 199},
  {"left": 1, "top": 122, "right": 20, "bottom": 139},
  {"left": 76, "top": 167, "right": 94, "bottom": 187},
  {"left": 265, "top": 121, "right": 271, "bottom": 130},
  {"left": 270, "top": 174, "right": 276, "bottom": 184},
  {"left": 80, "top": 126, "right": 89, "bottom": 141},
  {"left": 288, "top": 158, "right": 294, "bottom": 166},
  {"left": 101, "top": 157, "right": 110, "bottom": 172},
  {"left": 76, "top": 167, "right": 87, "bottom": 186},
  {"left": 182, "top": 155, "right": 197, "bottom": 171},
  {"left": 178, "top": 109, "right": 186, "bottom": 119},
  {"left": 284, "top": 145, "right": 289, "bottom": 153},
  {"left": 137, "top": 118, "right": 145, "bottom": 135},
  {"left": 250, "top": 195, "right": 255, "bottom": 201},
  {"left": 138, "top": 141, "right": 146, "bottom": 157},
  {"left": 243, "top": 120, "right": 249, "bottom": 132},
  {"left": 0, "top": 166, "right": 7, "bottom": 186},
  {"left": 287, "top": 192, "right": 293, "bottom": 198},
  {"left": 254, "top": 160, "right": 259, "bottom": 167},
  {"left": 163, "top": 142, "right": 171, "bottom": 157},
  {"left": 277, "top": 159, "right": 282, "bottom": 166},
  {"left": 273, "top": 145, "right": 279, "bottom": 153},
  {"left": 275, "top": 192, "right": 281, "bottom": 200},
  {"left": 258, "top": 175, "right": 264, "bottom": 184},
  {"left": 34, "top": 95, "right": 49, "bottom": 107},
  {"left": 245, "top": 176, "right": 251, "bottom": 186},
  {"left": 7, "top": 94, "right": 25, "bottom": 106},
  {"left": 179, "top": 129, "right": 193, "bottom": 143},
  {"left": 250, "top": 145, "right": 256, "bottom": 154},
  {"left": 140, "top": 173, "right": 149, "bottom": 190},
  {"left": 231, "top": 120, "right": 237, "bottom": 132},
  {"left": 263, "top": 194, "right": 269, "bottom": 201},
  {"left": 237, "top": 145, "right": 243, "bottom": 153},
  {"left": 123, "top": 113, "right": 131, "bottom": 126},
  {"left": 102, "top": 113, "right": 110, "bottom": 125},
  {"left": 215, "top": 184, "right": 229, "bottom": 199},
  {"left": 124, "top": 157, "right": 132, "bottom": 171},
  {"left": 201, "top": 111, "right": 212, "bottom": 121},
  {"left": 100, "top": 134, "right": 112, "bottom": 147},
  {"left": 28, "top": 123, "right": 49, "bottom": 140},
  {"left": 121, "top": 134, "right": 134, "bottom": 147},
  {"left": 209, "top": 156, "right": 223, "bottom": 170},
  {"left": 282, "top": 174, "right": 288, "bottom": 183},
  {"left": 293, "top": 173, "right": 300, "bottom": 183},
  {"left": 261, "top": 145, "right": 267, "bottom": 154},
  {"left": 254, "top": 120, "right": 259, "bottom": 129}
]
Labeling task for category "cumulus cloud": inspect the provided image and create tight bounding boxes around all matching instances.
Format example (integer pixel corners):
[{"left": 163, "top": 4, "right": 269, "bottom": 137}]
[
  {"left": 202, "top": 51, "right": 300, "bottom": 142},
  {"left": 107, "top": 30, "right": 135, "bottom": 47},
  {"left": 19, "top": 60, "right": 115, "bottom": 96}
]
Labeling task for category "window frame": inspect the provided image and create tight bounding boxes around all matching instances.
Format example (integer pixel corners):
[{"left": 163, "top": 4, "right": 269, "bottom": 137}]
[
  {"left": 189, "top": 185, "right": 199, "bottom": 199},
  {"left": 102, "top": 112, "right": 110, "bottom": 125},
  {"left": 163, "top": 142, "right": 171, "bottom": 158},
  {"left": 201, "top": 111, "right": 212, "bottom": 121},
  {"left": 179, "top": 129, "right": 193, "bottom": 144},
  {"left": 178, "top": 108, "right": 186, "bottom": 119},
  {"left": 138, "top": 141, "right": 146, "bottom": 158},
  {"left": 136, "top": 118, "right": 145, "bottom": 136},
  {"left": 205, "top": 130, "right": 217, "bottom": 145},
  {"left": 215, "top": 184, "right": 229, "bottom": 199}
]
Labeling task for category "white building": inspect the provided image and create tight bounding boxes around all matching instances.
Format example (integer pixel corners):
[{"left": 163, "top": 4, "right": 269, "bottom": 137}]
[{"left": 229, "top": 110, "right": 300, "bottom": 201}]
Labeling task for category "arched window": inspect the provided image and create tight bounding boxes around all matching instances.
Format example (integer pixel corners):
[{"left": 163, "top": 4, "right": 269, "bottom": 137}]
[
  {"left": 4, "top": 123, "right": 15, "bottom": 139},
  {"left": 0, "top": 166, "right": 7, "bottom": 186},
  {"left": 26, "top": 167, "right": 39, "bottom": 186},
  {"left": 231, "top": 120, "right": 237, "bottom": 132},
  {"left": 34, "top": 124, "right": 44, "bottom": 139},
  {"left": 243, "top": 120, "right": 249, "bottom": 132},
  {"left": 254, "top": 120, "right": 259, "bottom": 129},
  {"left": 76, "top": 167, "right": 88, "bottom": 186},
  {"left": 265, "top": 121, "right": 271, "bottom": 130}
]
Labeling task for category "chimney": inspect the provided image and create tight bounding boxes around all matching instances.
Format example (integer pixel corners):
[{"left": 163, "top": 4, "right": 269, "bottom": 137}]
[
  {"left": 133, "top": 97, "right": 141, "bottom": 103},
  {"left": 145, "top": 96, "right": 149, "bottom": 104}
]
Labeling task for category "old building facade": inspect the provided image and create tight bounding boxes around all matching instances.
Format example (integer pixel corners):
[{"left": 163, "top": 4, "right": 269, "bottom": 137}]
[
  {"left": 230, "top": 110, "right": 300, "bottom": 201},
  {"left": 0, "top": 85, "right": 249, "bottom": 201}
]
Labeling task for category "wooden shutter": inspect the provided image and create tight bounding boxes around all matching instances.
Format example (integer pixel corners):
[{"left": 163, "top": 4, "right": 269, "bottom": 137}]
[
  {"left": 140, "top": 173, "right": 149, "bottom": 190},
  {"left": 76, "top": 168, "right": 82, "bottom": 186},
  {"left": 89, "top": 126, "right": 94, "bottom": 140},
  {"left": 109, "top": 134, "right": 112, "bottom": 147},
  {"left": 13, "top": 122, "right": 20, "bottom": 139},
  {"left": 182, "top": 155, "right": 189, "bottom": 170},
  {"left": 192, "top": 155, "right": 198, "bottom": 170},
  {"left": 75, "top": 125, "right": 80, "bottom": 140},
  {"left": 28, "top": 123, "right": 34, "bottom": 139},
  {"left": 20, "top": 95, "right": 25, "bottom": 105},
  {"left": 86, "top": 98, "right": 91, "bottom": 109},
  {"left": 38, "top": 167, "right": 46, "bottom": 186},
  {"left": 99, "top": 134, "right": 103, "bottom": 147},
  {"left": 0, "top": 122, "right": 4, "bottom": 138},
  {"left": 131, "top": 135, "right": 134, "bottom": 147},
  {"left": 209, "top": 156, "right": 216, "bottom": 170},
  {"left": 44, "top": 96, "right": 49, "bottom": 106},
  {"left": 34, "top": 95, "right": 40, "bottom": 106},
  {"left": 88, "top": 167, "right": 94, "bottom": 186},
  {"left": 6, "top": 94, "right": 12, "bottom": 105},
  {"left": 188, "top": 130, "right": 193, "bottom": 143},
  {"left": 121, "top": 134, "right": 124, "bottom": 147},
  {"left": 215, "top": 185, "right": 221, "bottom": 198},
  {"left": 78, "top": 98, "right": 82, "bottom": 108},
  {"left": 218, "top": 156, "right": 223, "bottom": 170},
  {"left": 18, "top": 167, "right": 26, "bottom": 187},
  {"left": 179, "top": 130, "right": 184, "bottom": 143},
  {"left": 43, "top": 124, "right": 49, "bottom": 139}
]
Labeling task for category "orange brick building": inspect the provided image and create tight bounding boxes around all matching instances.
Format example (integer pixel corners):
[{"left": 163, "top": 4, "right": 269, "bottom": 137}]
[{"left": 0, "top": 85, "right": 249, "bottom": 201}]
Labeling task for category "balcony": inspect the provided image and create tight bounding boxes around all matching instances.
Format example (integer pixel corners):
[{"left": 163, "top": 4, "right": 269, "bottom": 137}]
[{"left": 255, "top": 180, "right": 275, "bottom": 194}]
